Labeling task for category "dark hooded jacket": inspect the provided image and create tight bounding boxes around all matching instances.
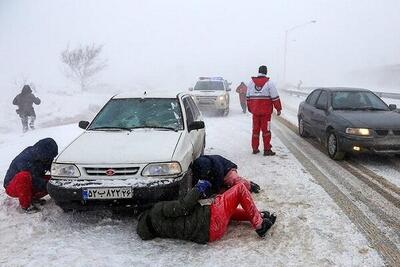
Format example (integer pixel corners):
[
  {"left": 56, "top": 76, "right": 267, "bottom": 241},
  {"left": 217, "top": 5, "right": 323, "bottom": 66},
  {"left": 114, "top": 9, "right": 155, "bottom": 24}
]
[
  {"left": 137, "top": 188, "right": 210, "bottom": 244},
  {"left": 192, "top": 155, "right": 237, "bottom": 195},
  {"left": 13, "top": 85, "right": 41, "bottom": 116},
  {"left": 3, "top": 138, "right": 58, "bottom": 191}
]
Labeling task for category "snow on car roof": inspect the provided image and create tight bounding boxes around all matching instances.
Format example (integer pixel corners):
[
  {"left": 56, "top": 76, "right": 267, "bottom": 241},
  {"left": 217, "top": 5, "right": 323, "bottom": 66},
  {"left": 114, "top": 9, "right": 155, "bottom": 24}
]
[{"left": 113, "top": 91, "right": 184, "bottom": 99}]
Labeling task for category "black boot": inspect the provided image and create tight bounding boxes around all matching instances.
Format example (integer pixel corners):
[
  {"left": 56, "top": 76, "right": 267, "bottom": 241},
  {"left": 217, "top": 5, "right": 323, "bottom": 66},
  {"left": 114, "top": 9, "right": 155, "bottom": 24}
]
[
  {"left": 252, "top": 149, "right": 260, "bottom": 154},
  {"left": 263, "top": 149, "right": 276, "bottom": 156},
  {"left": 256, "top": 214, "right": 277, "bottom": 237}
]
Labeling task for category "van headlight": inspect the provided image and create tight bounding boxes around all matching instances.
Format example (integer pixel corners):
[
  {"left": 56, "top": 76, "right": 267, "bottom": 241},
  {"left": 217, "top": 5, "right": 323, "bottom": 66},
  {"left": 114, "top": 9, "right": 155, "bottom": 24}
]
[
  {"left": 51, "top": 163, "right": 81, "bottom": 178},
  {"left": 345, "top": 128, "right": 371, "bottom": 136},
  {"left": 142, "top": 162, "right": 182, "bottom": 177}
]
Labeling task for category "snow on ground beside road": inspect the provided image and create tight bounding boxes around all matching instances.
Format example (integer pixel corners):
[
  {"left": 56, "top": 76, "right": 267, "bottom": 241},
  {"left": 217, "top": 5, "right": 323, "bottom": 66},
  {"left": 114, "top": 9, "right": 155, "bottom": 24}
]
[{"left": 0, "top": 94, "right": 383, "bottom": 266}]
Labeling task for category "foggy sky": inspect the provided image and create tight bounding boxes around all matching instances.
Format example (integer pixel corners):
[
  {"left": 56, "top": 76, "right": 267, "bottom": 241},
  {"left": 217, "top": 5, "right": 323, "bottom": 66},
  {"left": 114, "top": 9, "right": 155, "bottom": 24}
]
[{"left": 0, "top": 0, "right": 399, "bottom": 92}]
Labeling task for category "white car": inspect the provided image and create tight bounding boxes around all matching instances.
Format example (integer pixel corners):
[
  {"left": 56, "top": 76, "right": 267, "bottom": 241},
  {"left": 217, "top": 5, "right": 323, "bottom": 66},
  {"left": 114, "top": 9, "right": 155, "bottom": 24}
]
[
  {"left": 48, "top": 92, "right": 206, "bottom": 211},
  {"left": 190, "top": 77, "right": 231, "bottom": 116}
]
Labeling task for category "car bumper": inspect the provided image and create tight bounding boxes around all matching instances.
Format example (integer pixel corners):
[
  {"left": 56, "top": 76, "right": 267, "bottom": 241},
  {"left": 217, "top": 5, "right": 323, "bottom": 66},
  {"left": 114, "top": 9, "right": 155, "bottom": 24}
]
[
  {"left": 195, "top": 100, "right": 228, "bottom": 110},
  {"left": 47, "top": 174, "right": 187, "bottom": 210},
  {"left": 338, "top": 133, "right": 400, "bottom": 154}
]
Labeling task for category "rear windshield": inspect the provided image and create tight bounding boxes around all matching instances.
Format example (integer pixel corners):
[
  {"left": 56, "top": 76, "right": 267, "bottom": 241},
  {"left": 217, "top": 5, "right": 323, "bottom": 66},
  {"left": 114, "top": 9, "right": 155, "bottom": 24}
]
[
  {"left": 89, "top": 98, "right": 184, "bottom": 131},
  {"left": 331, "top": 91, "right": 389, "bottom": 111},
  {"left": 194, "top": 81, "right": 224, "bottom": 91}
]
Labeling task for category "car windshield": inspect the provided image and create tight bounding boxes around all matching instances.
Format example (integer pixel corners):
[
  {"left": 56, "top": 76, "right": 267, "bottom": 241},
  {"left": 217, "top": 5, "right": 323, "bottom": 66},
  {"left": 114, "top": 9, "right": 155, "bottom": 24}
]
[
  {"left": 88, "top": 98, "right": 184, "bottom": 131},
  {"left": 331, "top": 91, "right": 389, "bottom": 111},
  {"left": 194, "top": 81, "right": 224, "bottom": 91}
]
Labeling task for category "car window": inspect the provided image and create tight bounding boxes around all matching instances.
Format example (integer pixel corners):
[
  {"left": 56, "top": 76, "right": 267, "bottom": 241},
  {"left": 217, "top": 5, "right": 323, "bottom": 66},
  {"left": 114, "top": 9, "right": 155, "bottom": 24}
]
[
  {"left": 194, "top": 81, "right": 224, "bottom": 90},
  {"left": 89, "top": 98, "right": 184, "bottom": 130},
  {"left": 315, "top": 91, "right": 328, "bottom": 109},
  {"left": 332, "top": 91, "right": 389, "bottom": 110},
  {"left": 187, "top": 96, "right": 201, "bottom": 120},
  {"left": 183, "top": 98, "right": 194, "bottom": 125},
  {"left": 306, "top": 90, "right": 321, "bottom": 106}
]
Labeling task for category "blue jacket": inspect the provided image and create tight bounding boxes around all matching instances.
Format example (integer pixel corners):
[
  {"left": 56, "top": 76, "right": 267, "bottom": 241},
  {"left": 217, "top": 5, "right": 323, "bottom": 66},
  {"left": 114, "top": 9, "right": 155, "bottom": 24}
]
[
  {"left": 192, "top": 155, "right": 237, "bottom": 194},
  {"left": 3, "top": 138, "right": 58, "bottom": 191}
]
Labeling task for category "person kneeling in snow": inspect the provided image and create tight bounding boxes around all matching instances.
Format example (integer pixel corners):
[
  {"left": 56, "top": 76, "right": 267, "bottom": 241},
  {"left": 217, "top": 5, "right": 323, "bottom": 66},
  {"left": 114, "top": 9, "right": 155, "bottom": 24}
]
[
  {"left": 3, "top": 138, "right": 58, "bottom": 212},
  {"left": 137, "top": 180, "right": 276, "bottom": 244},
  {"left": 192, "top": 155, "right": 261, "bottom": 195}
]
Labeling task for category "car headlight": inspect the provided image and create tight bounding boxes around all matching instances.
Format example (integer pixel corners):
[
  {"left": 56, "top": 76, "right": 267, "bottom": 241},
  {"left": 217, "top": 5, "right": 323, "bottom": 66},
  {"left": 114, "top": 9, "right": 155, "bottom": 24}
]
[
  {"left": 51, "top": 163, "right": 81, "bottom": 178},
  {"left": 218, "top": 95, "right": 225, "bottom": 101},
  {"left": 142, "top": 162, "right": 182, "bottom": 177},
  {"left": 345, "top": 128, "right": 371, "bottom": 136}
]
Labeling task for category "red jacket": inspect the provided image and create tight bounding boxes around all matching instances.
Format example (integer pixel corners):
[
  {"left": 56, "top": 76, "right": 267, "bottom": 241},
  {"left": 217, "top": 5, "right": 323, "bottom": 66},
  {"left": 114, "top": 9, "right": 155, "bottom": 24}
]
[
  {"left": 246, "top": 76, "right": 282, "bottom": 116},
  {"left": 236, "top": 83, "right": 247, "bottom": 103}
]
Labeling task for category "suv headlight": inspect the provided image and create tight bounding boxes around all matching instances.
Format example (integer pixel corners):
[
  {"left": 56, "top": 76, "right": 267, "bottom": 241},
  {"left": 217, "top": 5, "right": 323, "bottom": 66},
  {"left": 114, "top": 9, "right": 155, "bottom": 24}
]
[
  {"left": 345, "top": 128, "right": 371, "bottom": 136},
  {"left": 142, "top": 162, "right": 182, "bottom": 177},
  {"left": 51, "top": 163, "right": 81, "bottom": 178},
  {"left": 218, "top": 95, "right": 225, "bottom": 102}
]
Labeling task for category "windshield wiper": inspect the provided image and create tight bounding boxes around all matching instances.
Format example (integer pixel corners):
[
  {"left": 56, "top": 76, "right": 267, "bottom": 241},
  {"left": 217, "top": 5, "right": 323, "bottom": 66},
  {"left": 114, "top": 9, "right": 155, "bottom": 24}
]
[
  {"left": 131, "top": 126, "right": 178, "bottom": 132},
  {"left": 89, "top": 126, "right": 132, "bottom": 132},
  {"left": 361, "top": 106, "right": 387, "bottom": 111}
]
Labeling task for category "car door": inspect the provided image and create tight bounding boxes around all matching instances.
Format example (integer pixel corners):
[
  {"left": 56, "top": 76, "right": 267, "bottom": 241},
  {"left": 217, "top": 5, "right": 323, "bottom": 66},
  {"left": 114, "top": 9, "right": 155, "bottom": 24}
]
[
  {"left": 182, "top": 96, "right": 203, "bottom": 158},
  {"left": 312, "top": 90, "right": 329, "bottom": 141},
  {"left": 301, "top": 89, "right": 321, "bottom": 134}
]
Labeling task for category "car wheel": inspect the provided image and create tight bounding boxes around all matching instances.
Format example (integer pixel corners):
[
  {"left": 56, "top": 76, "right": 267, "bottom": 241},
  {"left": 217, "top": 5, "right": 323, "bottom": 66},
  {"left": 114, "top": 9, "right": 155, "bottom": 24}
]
[
  {"left": 224, "top": 106, "right": 229, "bottom": 116},
  {"left": 327, "top": 131, "right": 345, "bottom": 160},
  {"left": 298, "top": 117, "right": 309, "bottom": 137}
]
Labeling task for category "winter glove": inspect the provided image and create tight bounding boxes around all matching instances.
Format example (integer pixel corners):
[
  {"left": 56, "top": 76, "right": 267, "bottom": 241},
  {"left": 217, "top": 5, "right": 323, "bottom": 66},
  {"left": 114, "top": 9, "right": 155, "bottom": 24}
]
[
  {"left": 194, "top": 180, "right": 212, "bottom": 195},
  {"left": 250, "top": 181, "right": 260, "bottom": 193}
]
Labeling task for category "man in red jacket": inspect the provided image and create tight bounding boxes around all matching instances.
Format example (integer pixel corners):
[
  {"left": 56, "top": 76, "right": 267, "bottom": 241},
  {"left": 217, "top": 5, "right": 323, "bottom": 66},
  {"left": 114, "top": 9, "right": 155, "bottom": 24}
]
[
  {"left": 236, "top": 82, "right": 248, "bottom": 113},
  {"left": 246, "top": 66, "right": 282, "bottom": 156}
]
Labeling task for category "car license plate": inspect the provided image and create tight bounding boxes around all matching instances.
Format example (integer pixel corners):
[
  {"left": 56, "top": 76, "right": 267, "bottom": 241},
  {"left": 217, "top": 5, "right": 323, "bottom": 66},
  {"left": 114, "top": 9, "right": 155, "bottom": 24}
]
[{"left": 82, "top": 187, "right": 132, "bottom": 200}]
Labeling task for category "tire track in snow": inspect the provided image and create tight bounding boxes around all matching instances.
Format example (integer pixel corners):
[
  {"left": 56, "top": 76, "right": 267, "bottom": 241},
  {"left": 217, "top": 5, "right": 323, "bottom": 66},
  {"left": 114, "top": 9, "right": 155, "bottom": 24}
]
[{"left": 274, "top": 118, "right": 400, "bottom": 266}]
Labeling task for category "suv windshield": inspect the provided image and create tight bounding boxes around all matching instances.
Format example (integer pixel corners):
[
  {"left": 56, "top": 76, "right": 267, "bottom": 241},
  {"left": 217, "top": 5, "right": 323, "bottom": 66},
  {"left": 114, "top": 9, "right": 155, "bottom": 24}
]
[
  {"left": 194, "top": 81, "right": 224, "bottom": 91},
  {"left": 89, "top": 98, "right": 184, "bottom": 131},
  {"left": 332, "top": 91, "right": 389, "bottom": 111}
]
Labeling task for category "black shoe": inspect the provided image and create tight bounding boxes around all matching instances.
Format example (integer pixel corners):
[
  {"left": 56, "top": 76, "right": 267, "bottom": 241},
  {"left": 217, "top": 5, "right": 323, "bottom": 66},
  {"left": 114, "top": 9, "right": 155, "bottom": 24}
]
[
  {"left": 252, "top": 149, "right": 260, "bottom": 154},
  {"left": 23, "top": 204, "right": 41, "bottom": 214},
  {"left": 263, "top": 150, "right": 276, "bottom": 156},
  {"left": 260, "top": 211, "right": 277, "bottom": 222},
  {"left": 256, "top": 216, "right": 276, "bottom": 237},
  {"left": 32, "top": 198, "right": 46, "bottom": 206}
]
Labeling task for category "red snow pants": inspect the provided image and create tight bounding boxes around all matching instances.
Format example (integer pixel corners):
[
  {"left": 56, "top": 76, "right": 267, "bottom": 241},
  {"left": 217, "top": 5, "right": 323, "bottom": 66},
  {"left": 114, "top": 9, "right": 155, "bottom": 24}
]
[
  {"left": 5, "top": 171, "right": 49, "bottom": 209},
  {"left": 252, "top": 114, "right": 272, "bottom": 151},
  {"left": 209, "top": 183, "right": 263, "bottom": 242}
]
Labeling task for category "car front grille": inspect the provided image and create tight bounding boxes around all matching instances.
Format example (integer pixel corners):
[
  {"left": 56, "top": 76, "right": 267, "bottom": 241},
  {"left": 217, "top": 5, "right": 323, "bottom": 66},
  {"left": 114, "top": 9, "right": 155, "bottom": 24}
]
[
  {"left": 85, "top": 167, "right": 140, "bottom": 176},
  {"left": 196, "top": 96, "right": 217, "bottom": 104},
  {"left": 374, "top": 129, "right": 400, "bottom": 136}
]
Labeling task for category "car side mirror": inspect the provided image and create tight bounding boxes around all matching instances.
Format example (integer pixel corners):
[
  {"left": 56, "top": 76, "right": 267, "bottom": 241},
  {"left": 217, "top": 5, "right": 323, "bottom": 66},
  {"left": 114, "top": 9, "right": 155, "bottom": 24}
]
[
  {"left": 188, "top": 87, "right": 193, "bottom": 91},
  {"left": 226, "top": 87, "right": 231, "bottom": 91},
  {"left": 79, "top": 121, "right": 90, "bottom": 129},
  {"left": 188, "top": 121, "right": 205, "bottom": 132},
  {"left": 389, "top": 104, "right": 397, "bottom": 111},
  {"left": 315, "top": 103, "right": 327, "bottom": 110}
]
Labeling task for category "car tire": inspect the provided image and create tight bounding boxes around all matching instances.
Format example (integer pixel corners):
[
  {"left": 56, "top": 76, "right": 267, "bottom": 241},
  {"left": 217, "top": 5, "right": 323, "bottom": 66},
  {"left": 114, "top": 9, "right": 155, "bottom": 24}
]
[
  {"left": 298, "top": 117, "right": 309, "bottom": 137},
  {"left": 224, "top": 106, "right": 229, "bottom": 116},
  {"left": 327, "top": 131, "right": 345, "bottom": 160}
]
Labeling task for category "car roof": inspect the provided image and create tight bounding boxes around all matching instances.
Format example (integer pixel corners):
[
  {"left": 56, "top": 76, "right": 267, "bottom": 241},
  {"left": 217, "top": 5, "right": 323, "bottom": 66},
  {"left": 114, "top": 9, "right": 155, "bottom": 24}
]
[
  {"left": 314, "top": 87, "right": 371, "bottom": 92},
  {"left": 112, "top": 91, "right": 189, "bottom": 99}
]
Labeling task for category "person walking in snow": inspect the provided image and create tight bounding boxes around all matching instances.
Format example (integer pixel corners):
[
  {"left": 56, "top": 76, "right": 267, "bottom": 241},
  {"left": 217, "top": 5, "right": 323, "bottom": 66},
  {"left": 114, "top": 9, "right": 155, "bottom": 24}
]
[
  {"left": 236, "top": 82, "right": 248, "bottom": 113},
  {"left": 246, "top": 65, "right": 282, "bottom": 156},
  {"left": 192, "top": 155, "right": 261, "bottom": 195},
  {"left": 13, "top": 84, "right": 41, "bottom": 133},
  {"left": 3, "top": 138, "right": 58, "bottom": 213},
  {"left": 137, "top": 180, "right": 276, "bottom": 243}
]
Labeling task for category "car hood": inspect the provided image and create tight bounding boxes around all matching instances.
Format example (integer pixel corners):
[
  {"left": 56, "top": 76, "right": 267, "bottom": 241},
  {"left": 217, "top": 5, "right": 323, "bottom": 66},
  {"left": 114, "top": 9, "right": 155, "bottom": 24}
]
[
  {"left": 191, "top": 91, "right": 225, "bottom": 97},
  {"left": 335, "top": 110, "right": 400, "bottom": 128},
  {"left": 56, "top": 130, "right": 182, "bottom": 164}
]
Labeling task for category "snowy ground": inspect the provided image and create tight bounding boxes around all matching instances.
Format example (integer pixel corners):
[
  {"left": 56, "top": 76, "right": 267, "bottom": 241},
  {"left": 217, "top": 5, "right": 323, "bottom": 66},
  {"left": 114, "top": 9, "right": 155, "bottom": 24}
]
[{"left": 0, "top": 91, "right": 385, "bottom": 266}]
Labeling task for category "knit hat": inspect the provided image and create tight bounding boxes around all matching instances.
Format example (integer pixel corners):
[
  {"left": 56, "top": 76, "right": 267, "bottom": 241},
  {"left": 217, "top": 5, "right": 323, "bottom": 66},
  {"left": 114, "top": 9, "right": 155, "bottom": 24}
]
[{"left": 192, "top": 157, "right": 213, "bottom": 181}]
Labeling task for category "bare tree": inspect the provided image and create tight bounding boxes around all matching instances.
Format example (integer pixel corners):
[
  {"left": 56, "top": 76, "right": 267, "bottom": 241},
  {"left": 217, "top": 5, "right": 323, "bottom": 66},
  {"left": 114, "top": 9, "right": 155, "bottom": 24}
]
[{"left": 61, "top": 44, "right": 107, "bottom": 91}]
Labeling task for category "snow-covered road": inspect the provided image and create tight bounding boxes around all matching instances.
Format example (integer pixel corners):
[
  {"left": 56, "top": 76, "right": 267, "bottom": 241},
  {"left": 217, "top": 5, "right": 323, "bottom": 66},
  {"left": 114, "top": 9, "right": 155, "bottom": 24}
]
[{"left": 0, "top": 95, "right": 390, "bottom": 266}]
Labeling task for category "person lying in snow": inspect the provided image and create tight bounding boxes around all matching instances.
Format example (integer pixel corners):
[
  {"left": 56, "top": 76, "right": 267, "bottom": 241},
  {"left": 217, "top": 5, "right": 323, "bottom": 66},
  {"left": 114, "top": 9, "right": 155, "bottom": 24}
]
[
  {"left": 192, "top": 155, "right": 261, "bottom": 195},
  {"left": 3, "top": 138, "right": 58, "bottom": 213},
  {"left": 137, "top": 180, "right": 276, "bottom": 244}
]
